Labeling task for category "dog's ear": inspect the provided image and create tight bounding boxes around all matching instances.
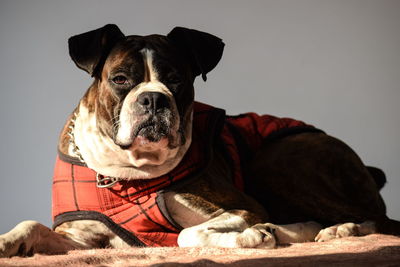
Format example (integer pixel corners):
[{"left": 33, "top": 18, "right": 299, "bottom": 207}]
[
  {"left": 167, "top": 27, "right": 224, "bottom": 81},
  {"left": 68, "top": 24, "right": 125, "bottom": 77}
]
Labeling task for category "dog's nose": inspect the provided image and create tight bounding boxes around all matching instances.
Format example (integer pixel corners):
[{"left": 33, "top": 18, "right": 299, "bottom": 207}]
[{"left": 137, "top": 92, "right": 170, "bottom": 114}]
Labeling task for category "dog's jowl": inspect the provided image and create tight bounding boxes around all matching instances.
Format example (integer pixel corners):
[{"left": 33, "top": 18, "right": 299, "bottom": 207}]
[{"left": 1, "top": 24, "right": 399, "bottom": 256}]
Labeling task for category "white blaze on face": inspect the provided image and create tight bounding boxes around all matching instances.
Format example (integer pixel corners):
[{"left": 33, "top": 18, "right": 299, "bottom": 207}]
[{"left": 143, "top": 48, "right": 158, "bottom": 80}]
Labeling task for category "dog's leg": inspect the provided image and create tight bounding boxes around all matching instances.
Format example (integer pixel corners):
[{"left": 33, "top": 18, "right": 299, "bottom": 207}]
[
  {"left": 315, "top": 221, "right": 376, "bottom": 242},
  {"left": 246, "top": 132, "right": 388, "bottom": 241},
  {"left": 0, "top": 221, "right": 82, "bottom": 257},
  {"left": 177, "top": 211, "right": 275, "bottom": 248},
  {"left": 266, "top": 221, "right": 322, "bottom": 244},
  {"left": 0, "top": 220, "right": 129, "bottom": 257},
  {"left": 177, "top": 211, "right": 322, "bottom": 248}
]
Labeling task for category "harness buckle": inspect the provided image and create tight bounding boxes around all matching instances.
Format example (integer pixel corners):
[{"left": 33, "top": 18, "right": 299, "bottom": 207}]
[{"left": 96, "top": 173, "right": 119, "bottom": 188}]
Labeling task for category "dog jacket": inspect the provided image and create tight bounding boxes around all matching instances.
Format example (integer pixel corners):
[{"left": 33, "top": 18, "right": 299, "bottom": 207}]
[{"left": 52, "top": 102, "right": 320, "bottom": 247}]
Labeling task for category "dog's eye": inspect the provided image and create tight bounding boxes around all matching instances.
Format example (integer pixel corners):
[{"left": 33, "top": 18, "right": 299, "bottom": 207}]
[
  {"left": 112, "top": 75, "right": 128, "bottom": 85},
  {"left": 166, "top": 74, "right": 181, "bottom": 85}
]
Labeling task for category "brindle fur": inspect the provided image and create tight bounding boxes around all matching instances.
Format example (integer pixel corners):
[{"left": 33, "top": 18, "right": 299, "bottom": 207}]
[{"left": 246, "top": 132, "right": 386, "bottom": 226}]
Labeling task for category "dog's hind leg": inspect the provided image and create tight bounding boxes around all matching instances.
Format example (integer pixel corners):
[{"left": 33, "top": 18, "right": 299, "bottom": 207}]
[
  {"left": 246, "top": 132, "right": 389, "bottom": 237},
  {"left": 263, "top": 221, "right": 322, "bottom": 244},
  {"left": 0, "top": 220, "right": 82, "bottom": 257}
]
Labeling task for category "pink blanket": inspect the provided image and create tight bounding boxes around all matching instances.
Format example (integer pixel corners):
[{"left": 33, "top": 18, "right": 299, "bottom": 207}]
[{"left": 1, "top": 234, "right": 399, "bottom": 266}]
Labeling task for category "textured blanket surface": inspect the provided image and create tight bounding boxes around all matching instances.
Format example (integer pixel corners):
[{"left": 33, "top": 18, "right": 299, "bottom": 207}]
[{"left": 1, "top": 234, "right": 399, "bottom": 266}]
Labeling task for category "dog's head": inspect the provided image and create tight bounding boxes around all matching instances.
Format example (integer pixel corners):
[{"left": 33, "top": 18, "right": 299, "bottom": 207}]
[{"left": 63, "top": 24, "right": 224, "bottom": 179}]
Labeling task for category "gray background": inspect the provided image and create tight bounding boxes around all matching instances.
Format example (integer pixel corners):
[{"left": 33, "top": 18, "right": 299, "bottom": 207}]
[{"left": 0, "top": 0, "right": 399, "bottom": 234}]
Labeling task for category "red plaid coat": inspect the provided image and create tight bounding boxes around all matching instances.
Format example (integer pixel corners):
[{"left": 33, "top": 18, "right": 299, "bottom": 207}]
[{"left": 52, "top": 102, "right": 317, "bottom": 247}]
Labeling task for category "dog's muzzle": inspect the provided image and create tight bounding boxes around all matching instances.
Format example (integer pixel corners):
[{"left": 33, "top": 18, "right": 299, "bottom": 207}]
[
  {"left": 133, "top": 92, "right": 173, "bottom": 142},
  {"left": 115, "top": 91, "right": 178, "bottom": 150},
  {"left": 129, "top": 92, "right": 173, "bottom": 142}
]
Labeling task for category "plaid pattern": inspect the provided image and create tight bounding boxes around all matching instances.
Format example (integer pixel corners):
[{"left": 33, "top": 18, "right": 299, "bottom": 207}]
[{"left": 52, "top": 102, "right": 311, "bottom": 247}]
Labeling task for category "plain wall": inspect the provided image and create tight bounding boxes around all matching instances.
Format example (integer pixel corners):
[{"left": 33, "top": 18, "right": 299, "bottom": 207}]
[{"left": 0, "top": 0, "right": 399, "bottom": 234}]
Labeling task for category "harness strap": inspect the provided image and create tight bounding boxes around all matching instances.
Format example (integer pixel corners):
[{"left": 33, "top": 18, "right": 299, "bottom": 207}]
[{"left": 53, "top": 211, "right": 145, "bottom": 247}]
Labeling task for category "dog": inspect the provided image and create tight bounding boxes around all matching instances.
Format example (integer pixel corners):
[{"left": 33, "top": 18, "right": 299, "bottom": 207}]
[{"left": 1, "top": 24, "right": 399, "bottom": 257}]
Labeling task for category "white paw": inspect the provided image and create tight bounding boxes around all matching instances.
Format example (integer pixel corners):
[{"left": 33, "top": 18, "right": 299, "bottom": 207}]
[
  {"left": 237, "top": 223, "right": 276, "bottom": 249},
  {"left": 0, "top": 221, "right": 39, "bottom": 257},
  {"left": 315, "top": 222, "right": 360, "bottom": 242},
  {"left": 0, "top": 234, "right": 32, "bottom": 257}
]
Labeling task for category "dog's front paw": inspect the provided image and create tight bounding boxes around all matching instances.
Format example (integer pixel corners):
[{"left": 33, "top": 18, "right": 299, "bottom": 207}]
[
  {"left": 0, "top": 237, "right": 33, "bottom": 257},
  {"left": 237, "top": 223, "right": 276, "bottom": 249},
  {"left": 0, "top": 221, "right": 40, "bottom": 257}
]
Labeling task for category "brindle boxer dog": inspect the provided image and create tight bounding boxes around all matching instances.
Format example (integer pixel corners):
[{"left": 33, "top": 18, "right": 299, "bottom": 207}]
[{"left": 1, "top": 24, "right": 399, "bottom": 257}]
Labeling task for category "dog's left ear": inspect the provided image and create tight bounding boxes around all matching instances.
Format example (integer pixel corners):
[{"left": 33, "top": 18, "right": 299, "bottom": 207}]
[
  {"left": 68, "top": 24, "right": 125, "bottom": 77},
  {"left": 167, "top": 27, "right": 225, "bottom": 81}
]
